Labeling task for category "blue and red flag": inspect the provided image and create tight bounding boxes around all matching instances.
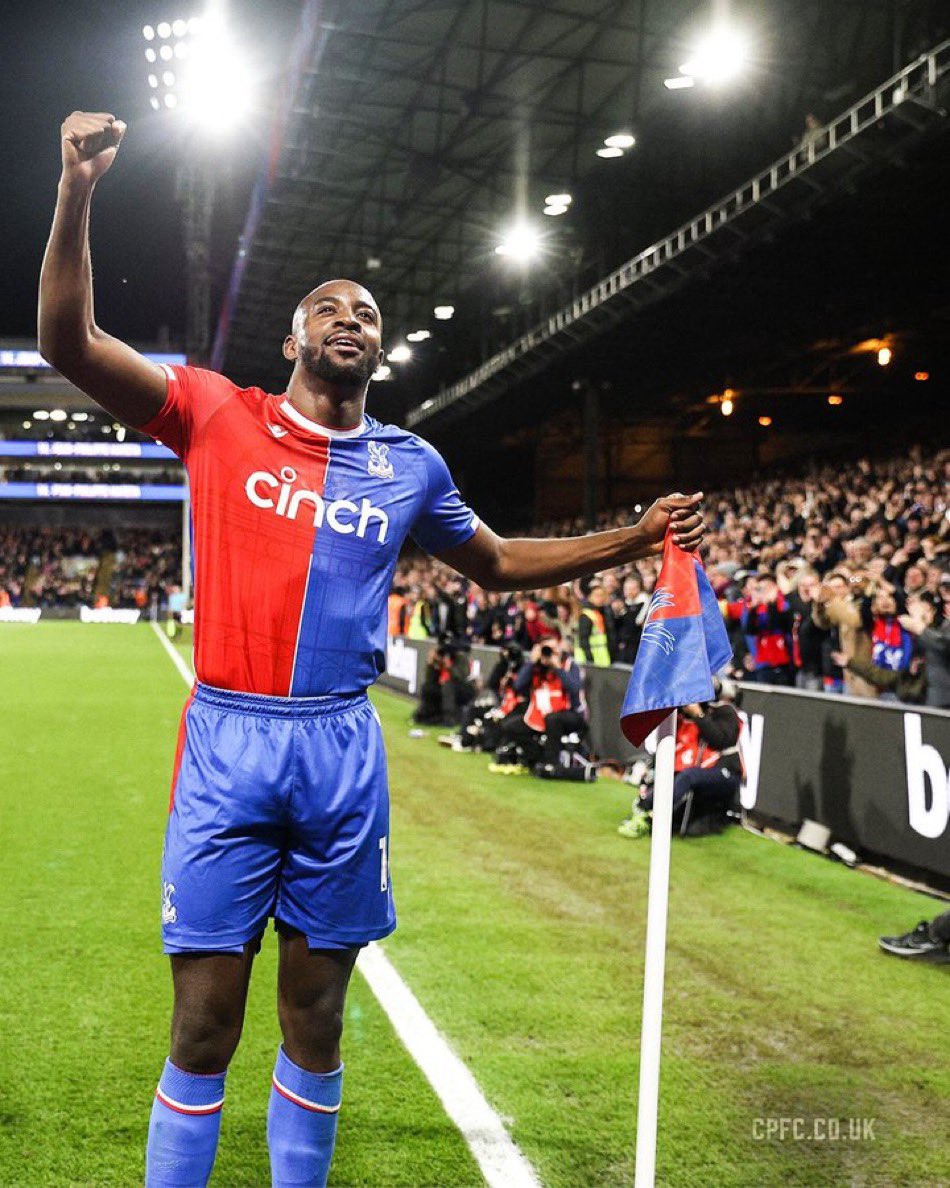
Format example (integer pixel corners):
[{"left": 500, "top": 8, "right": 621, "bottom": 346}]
[{"left": 621, "top": 533, "right": 732, "bottom": 746}]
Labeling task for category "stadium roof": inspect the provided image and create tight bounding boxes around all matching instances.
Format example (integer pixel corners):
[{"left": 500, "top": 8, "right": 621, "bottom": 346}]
[{"left": 215, "top": 0, "right": 950, "bottom": 422}]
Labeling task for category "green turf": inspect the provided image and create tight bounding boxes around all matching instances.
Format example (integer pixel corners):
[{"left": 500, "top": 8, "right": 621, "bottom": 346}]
[
  {"left": 2, "top": 622, "right": 949, "bottom": 1187},
  {"left": 0, "top": 623, "right": 480, "bottom": 1187}
]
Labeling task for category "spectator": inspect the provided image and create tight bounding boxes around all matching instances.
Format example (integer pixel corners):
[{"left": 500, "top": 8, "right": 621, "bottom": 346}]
[
  {"left": 812, "top": 571, "right": 877, "bottom": 697},
  {"left": 578, "top": 583, "right": 615, "bottom": 666},
  {"left": 614, "top": 574, "right": 650, "bottom": 664},
  {"left": 740, "top": 572, "right": 795, "bottom": 685},
  {"left": 900, "top": 591, "right": 950, "bottom": 709}
]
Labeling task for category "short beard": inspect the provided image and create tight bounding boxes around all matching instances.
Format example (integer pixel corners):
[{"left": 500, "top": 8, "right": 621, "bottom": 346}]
[{"left": 299, "top": 343, "right": 377, "bottom": 387}]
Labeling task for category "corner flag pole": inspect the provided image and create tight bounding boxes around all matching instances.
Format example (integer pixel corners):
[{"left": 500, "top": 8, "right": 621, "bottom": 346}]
[{"left": 634, "top": 708, "right": 677, "bottom": 1188}]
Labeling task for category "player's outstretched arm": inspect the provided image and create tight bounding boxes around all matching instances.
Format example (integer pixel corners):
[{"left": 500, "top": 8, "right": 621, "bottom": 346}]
[
  {"left": 438, "top": 492, "right": 705, "bottom": 592},
  {"left": 38, "top": 112, "right": 167, "bottom": 429}
]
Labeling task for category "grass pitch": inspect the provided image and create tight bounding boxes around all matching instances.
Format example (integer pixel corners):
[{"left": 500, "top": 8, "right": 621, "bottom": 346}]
[{"left": 1, "top": 622, "right": 948, "bottom": 1186}]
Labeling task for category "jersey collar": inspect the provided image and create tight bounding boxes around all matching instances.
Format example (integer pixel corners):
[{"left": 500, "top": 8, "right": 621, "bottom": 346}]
[{"left": 278, "top": 397, "right": 367, "bottom": 440}]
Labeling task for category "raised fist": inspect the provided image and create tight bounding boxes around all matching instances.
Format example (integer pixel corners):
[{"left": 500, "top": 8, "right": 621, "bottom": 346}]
[{"left": 60, "top": 111, "right": 126, "bottom": 186}]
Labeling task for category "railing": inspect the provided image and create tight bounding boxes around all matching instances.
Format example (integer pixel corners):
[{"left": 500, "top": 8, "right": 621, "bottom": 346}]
[{"left": 408, "top": 39, "right": 950, "bottom": 428}]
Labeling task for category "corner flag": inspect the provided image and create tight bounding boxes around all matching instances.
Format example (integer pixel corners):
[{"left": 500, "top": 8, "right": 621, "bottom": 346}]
[{"left": 620, "top": 533, "right": 732, "bottom": 747}]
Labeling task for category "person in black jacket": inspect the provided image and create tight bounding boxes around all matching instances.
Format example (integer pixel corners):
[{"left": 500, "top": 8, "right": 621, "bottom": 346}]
[{"left": 620, "top": 680, "right": 742, "bottom": 837}]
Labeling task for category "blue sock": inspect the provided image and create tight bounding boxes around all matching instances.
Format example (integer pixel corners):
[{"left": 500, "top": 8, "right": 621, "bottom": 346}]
[
  {"left": 268, "top": 1047, "right": 343, "bottom": 1188},
  {"left": 145, "top": 1059, "right": 226, "bottom": 1187}
]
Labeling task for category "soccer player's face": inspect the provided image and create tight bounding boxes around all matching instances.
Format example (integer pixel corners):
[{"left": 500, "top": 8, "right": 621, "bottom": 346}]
[{"left": 293, "top": 282, "right": 383, "bottom": 386}]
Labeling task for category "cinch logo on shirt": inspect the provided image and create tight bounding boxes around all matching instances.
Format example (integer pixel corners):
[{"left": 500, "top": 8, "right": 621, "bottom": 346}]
[{"left": 245, "top": 466, "right": 390, "bottom": 543}]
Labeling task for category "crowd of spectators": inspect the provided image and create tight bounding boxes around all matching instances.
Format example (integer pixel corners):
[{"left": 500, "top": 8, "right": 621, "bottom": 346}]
[
  {"left": 390, "top": 447, "right": 950, "bottom": 709},
  {"left": 0, "top": 526, "right": 180, "bottom": 610},
  {"left": 0, "top": 464, "right": 182, "bottom": 485}
]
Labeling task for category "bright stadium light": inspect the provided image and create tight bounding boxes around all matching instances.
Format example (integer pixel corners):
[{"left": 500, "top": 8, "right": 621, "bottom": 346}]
[
  {"left": 605, "top": 133, "right": 636, "bottom": 149},
  {"left": 877, "top": 346, "right": 893, "bottom": 366},
  {"left": 388, "top": 344, "right": 411, "bottom": 363},
  {"left": 406, "top": 330, "right": 431, "bottom": 342},
  {"left": 433, "top": 305, "right": 455, "bottom": 320},
  {"left": 142, "top": 10, "right": 254, "bottom": 135},
  {"left": 145, "top": 47, "right": 157, "bottom": 62},
  {"left": 372, "top": 364, "right": 392, "bottom": 381},
  {"left": 664, "top": 75, "right": 695, "bottom": 90},
  {"left": 679, "top": 27, "right": 749, "bottom": 86},
  {"left": 543, "top": 204, "right": 569, "bottom": 216},
  {"left": 495, "top": 223, "right": 541, "bottom": 261},
  {"left": 596, "top": 146, "right": 624, "bottom": 159},
  {"left": 33, "top": 410, "right": 50, "bottom": 420},
  {"left": 143, "top": 24, "right": 156, "bottom": 40},
  {"left": 545, "top": 192, "right": 572, "bottom": 206},
  {"left": 49, "top": 409, "right": 67, "bottom": 422}
]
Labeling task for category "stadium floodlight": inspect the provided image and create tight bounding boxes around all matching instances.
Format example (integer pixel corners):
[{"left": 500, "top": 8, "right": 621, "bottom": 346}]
[
  {"left": 142, "top": 11, "right": 253, "bottom": 135},
  {"left": 545, "top": 193, "right": 572, "bottom": 206},
  {"left": 664, "top": 75, "right": 695, "bottom": 90},
  {"left": 73, "top": 412, "right": 89, "bottom": 421},
  {"left": 49, "top": 409, "right": 67, "bottom": 422},
  {"left": 150, "top": 97, "right": 161, "bottom": 110},
  {"left": 604, "top": 133, "right": 636, "bottom": 149},
  {"left": 758, "top": 415, "right": 773, "bottom": 427},
  {"left": 143, "top": 24, "right": 156, "bottom": 39},
  {"left": 433, "top": 305, "right": 454, "bottom": 320},
  {"left": 388, "top": 344, "right": 411, "bottom": 363},
  {"left": 596, "top": 146, "right": 624, "bottom": 158},
  {"left": 679, "top": 27, "right": 749, "bottom": 86},
  {"left": 33, "top": 410, "right": 50, "bottom": 420},
  {"left": 495, "top": 223, "right": 541, "bottom": 261},
  {"left": 828, "top": 394, "right": 843, "bottom": 405},
  {"left": 406, "top": 330, "right": 430, "bottom": 342},
  {"left": 145, "top": 48, "right": 157, "bottom": 62},
  {"left": 543, "top": 204, "right": 569, "bottom": 217},
  {"left": 877, "top": 346, "right": 893, "bottom": 366},
  {"left": 372, "top": 364, "right": 392, "bottom": 381}
]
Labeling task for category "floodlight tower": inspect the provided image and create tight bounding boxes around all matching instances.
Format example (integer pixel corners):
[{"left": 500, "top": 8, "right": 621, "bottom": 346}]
[
  {"left": 141, "top": 9, "right": 251, "bottom": 362},
  {"left": 141, "top": 8, "right": 251, "bottom": 597}
]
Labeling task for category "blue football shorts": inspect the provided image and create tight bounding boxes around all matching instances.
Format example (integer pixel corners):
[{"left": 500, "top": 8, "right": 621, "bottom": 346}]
[{"left": 160, "top": 683, "right": 396, "bottom": 954}]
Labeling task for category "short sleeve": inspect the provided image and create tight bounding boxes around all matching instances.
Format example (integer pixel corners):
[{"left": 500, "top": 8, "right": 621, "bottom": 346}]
[
  {"left": 410, "top": 439, "right": 480, "bottom": 555},
  {"left": 141, "top": 364, "right": 235, "bottom": 461}
]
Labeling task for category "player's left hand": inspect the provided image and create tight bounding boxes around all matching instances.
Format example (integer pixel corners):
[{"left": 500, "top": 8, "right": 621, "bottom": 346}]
[{"left": 636, "top": 492, "right": 705, "bottom": 556}]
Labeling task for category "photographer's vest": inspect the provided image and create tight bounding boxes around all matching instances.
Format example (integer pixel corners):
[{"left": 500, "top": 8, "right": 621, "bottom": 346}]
[
  {"left": 580, "top": 607, "right": 611, "bottom": 666},
  {"left": 407, "top": 601, "right": 428, "bottom": 639},
  {"left": 524, "top": 670, "right": 572, "bottom": 731}
]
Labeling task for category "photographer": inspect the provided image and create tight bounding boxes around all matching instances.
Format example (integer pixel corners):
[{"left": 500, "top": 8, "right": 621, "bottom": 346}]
[
  {"left": 490, "top": 642, "right": 586, "bottom": 775},
  {"left": 412, "top": 635, "right": 475, "bottom": 727},
  {"left": 448, "top": 643, "right": 527, "bottom": 752},
  {"left": 619, "top": 679, "right": 742, "bottom": 838}
]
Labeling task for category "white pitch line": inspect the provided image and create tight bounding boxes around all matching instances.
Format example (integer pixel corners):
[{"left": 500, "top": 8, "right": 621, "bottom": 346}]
[
  {"left": 149, "top": 623, "right": 541, "bottom": 1188},
  {"left": 150, "top": 620, "right": 196, "bottom": 687},
  {"left": 358, "top": 943, "right": 541, "bottom": 1188}
]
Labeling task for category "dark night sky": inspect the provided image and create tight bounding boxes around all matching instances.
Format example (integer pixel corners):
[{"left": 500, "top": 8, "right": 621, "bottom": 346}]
[{"left": 2, "top": 0, "right": 299, "bottom": 345}]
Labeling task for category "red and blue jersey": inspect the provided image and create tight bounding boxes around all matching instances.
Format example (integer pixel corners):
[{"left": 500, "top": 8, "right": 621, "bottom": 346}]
[{"left": 144, "top": 365, "right": 478, "bottom": 696}]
